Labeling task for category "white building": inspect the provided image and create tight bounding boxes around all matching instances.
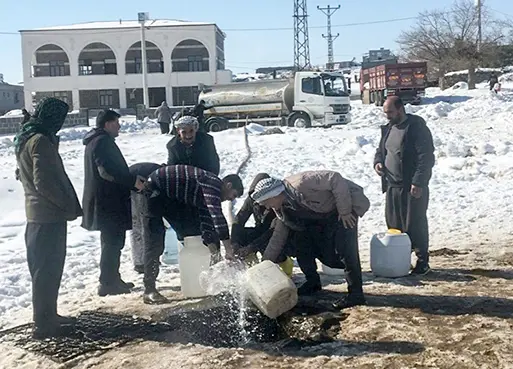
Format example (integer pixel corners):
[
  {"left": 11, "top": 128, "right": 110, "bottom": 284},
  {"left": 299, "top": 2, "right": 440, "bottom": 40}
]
[{"left": 20, "top": 19, "right": 232, "bottom": 110}]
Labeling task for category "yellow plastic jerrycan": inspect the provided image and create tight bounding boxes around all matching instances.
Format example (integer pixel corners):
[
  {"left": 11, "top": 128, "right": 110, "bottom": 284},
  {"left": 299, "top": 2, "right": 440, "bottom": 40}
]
[{"left": 279, "top": 256, "right": 294, "bottom": 278}]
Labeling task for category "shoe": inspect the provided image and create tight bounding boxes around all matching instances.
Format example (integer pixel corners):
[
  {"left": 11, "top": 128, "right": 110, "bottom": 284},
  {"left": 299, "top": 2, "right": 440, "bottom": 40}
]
[
  {"left": 297, "top": 279, "right": 322, "bottom": 296},
  {"left": 118, "top": 279, "right": 135, "bottom": 289},
  {"left": 411, "top": 263, "right": 431, "bottom": 275},
  {"left": 134, "top": 265, "right": 145, "bottom": 274},
  {"left": 332, "top": 293, "right": 367, "bottom": 310},
  {"left": 56, "top": 315, "right": 77, "bottom": 326},
  {"left": 98, "top": 283, "right": 131, "bottom": 297},
  {"left": 32, "top": 323, "right": 74, "bottom": 339},
  {"left": 143, "top": 291, "right": 170, "bottom": 305}
]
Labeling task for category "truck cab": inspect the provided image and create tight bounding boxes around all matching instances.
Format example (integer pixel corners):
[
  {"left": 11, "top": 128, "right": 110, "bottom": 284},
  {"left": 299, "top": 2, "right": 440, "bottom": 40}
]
[{"left": 290, "top": 71, "right": 352, "bottom": 128}]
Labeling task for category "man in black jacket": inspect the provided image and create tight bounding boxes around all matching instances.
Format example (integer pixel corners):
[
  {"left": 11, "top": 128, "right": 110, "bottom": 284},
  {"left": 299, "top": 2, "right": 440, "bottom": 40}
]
[
  {"left": 374, "top": 96, "right": 435, "bottom": 275},
  {"left": 166, "top": 115, "right": 220, "bottom": 174},
  {"left": 82, "top": 109, "right": 145, "bottom": 296},
  {"left": 165, "top": 115, "right": 220, "bottom": 242}
]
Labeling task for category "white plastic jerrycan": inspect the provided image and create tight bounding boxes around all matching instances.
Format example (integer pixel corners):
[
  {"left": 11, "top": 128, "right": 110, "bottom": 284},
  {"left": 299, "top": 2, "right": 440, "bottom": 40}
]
[
  {"left": 179, "top": 236, "right": 211, "bottom": 298},
  {"left": 244, "top": 260, "right": 298, "bottom": 319},
  {"left": 370, "top": 229, "right": 412, "bottom": 278},
  {"left": 162, "top": 227, "right": 182, "bottom": 265}
]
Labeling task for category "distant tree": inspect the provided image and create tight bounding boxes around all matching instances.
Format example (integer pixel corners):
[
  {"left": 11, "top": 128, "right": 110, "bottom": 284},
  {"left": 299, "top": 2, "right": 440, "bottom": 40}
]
[{"left": 397, "top": 0, "right": 512, "bottom": 89}]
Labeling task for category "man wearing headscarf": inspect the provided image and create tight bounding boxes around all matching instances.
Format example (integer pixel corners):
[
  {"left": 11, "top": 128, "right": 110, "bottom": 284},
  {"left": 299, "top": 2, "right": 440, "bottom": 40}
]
[
  {"left": 14, "top": 97, "right": 82, "bottom": 339},
  {"left": 164, "top": 115, "right": 220, "bottom": 244},
  {"left": 251, "top": 171, "right": 370, "bottom": 309}
]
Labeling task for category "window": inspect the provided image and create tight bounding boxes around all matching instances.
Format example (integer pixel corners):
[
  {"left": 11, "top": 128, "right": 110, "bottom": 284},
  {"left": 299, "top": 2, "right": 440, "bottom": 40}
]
[
  {"left": 79, "top": 59, "right": 93, "bottom": 75},
  {"left": 99, "top": 90, "right": 113, "bottom": 107},
  {"left": 188, "top": 56, "right": 204, "bottom": 72},
  {"left": 135, "top": 58, "right": 142, "bottom": 73},
  {"left": 301, "top": 77, "right": 322, "bottom": 95},
  {"left": 49, "top": 61, "right": 66, "bottom": 77},
  {"left": 104, "top": 59, "right": 117, "bottom": 75},
  {"left": 53, "top": 91, "right": 69, "bottom": 104},
  {"left": 172, "top": 86, "right": 199, "bottom": 106},
  {"left": 14, "top": 93, "right": 19, "bottom": 104}
]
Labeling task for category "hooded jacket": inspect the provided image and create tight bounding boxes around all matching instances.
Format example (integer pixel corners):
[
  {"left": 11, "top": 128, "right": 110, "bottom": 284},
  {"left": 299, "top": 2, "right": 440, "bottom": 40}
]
[
  {"left": 16, "top": 98, "right": 82, "bottom": 223},
  {"left": 81, "top": 128, "right": 136, "bottom": 231}
]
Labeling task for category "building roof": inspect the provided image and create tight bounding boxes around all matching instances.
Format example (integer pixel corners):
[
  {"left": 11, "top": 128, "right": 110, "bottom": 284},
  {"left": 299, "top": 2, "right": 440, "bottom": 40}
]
[{"left": 20, "top": 19, "right": 215, "bottom": 32}]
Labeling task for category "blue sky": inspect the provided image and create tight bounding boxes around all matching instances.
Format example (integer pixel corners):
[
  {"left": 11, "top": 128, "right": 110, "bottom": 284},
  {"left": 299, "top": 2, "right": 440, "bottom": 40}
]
[{"left": 0, "top": 0, "right": 511, "bottom": 84}]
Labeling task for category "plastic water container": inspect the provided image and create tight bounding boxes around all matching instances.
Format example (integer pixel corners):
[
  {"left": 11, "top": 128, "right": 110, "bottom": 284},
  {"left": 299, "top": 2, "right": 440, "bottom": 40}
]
[
  {"left": 162, "top": 227, "right": 181, "bottom": 265},
  {"left": 179, "top": 236, "right": 211, "bottom": 298},
  {"left": 321, "top": 263, "right": 345, "bottom": 276},
  {"left": 370, "top": 229, "right": 412, "bottom": 278},
  {"left": 244, "top": 260, "right": 298, "bottom": 319}
]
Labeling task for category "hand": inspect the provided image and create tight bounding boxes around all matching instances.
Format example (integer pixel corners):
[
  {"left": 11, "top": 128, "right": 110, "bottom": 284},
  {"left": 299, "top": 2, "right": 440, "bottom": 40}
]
[
  {"left": 410, "top": 185, "right": 423, "bottom": 199},
  {"left": 222, "top": 239, "right": 236, "bottom": 261},
  {"left": 134, "top": 177, "right": 145, "bottom": 191},
  {"left": 234, "top": 246, "right": 254, "bottom": 259},
  {"left": 374, "top": 163, "right": 384, "bottom": 176},
  {"left": 339, "top": 213, "right": 357, "bottom": 229}
]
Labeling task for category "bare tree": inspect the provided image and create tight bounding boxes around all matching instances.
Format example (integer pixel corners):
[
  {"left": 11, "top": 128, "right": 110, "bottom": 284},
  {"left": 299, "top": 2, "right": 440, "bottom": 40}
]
[{"left": 397, "top": 0, "right": 512, "bottom": 89}]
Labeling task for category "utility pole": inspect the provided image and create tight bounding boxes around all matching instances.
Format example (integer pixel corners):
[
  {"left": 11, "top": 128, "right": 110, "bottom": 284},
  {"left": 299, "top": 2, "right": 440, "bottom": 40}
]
[
  {"left": 476, "top": 0, "right": 482, "bottom": 53},
  {"left": 318, "top": 5, "right": 340, "bottom": 70},
  {"left": 138, "top": 12, "right": 150, "bottom": 108},
  {"left": 293, "top": 0, "right": 311, "bottom": 71}
]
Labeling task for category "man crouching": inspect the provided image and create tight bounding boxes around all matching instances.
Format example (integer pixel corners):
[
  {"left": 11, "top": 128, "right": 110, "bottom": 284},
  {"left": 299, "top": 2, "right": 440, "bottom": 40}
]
[{"left": 251, "top": 170, "right": 370, "bottom": 309}]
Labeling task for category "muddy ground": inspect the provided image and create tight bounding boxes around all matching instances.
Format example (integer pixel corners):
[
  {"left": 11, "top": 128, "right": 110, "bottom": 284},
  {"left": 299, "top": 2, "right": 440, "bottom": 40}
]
[{"left": 1, "top": 245, "right": 512, "bottom": 369}]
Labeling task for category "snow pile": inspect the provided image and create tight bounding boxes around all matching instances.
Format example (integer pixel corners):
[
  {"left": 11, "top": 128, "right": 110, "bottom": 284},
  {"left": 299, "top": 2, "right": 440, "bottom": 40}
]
[
  {"left": 1, "top": 109, "right": 23, "bottom": 117},
  {"left": 450, "top": 81, "right": 469, "bottom": 90}
]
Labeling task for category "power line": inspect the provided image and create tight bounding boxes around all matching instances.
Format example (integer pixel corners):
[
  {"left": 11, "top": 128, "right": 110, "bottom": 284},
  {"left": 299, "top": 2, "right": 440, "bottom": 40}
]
[{"left": 0, "top": 13, "right": 452, "bottom": 37}]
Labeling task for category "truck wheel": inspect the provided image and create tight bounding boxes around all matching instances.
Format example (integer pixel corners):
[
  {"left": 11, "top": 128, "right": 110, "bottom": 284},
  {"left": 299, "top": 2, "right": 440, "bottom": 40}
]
[
  {"left": 289, "top": 113, "right": 311, "bottom": 128},
  {"left": 205, "top": 117, "right": 227, "bottom": 132}
]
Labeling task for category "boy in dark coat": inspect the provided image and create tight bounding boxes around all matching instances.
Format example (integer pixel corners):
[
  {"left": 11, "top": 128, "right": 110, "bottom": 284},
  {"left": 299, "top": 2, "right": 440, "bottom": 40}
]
[
  {"left": 81, "top": 109, "right": 145, "bottom": 296},
  {"left": 374, "top": 96, "right": 435, "bottom": 275},
  {"left": 15, "top": 97, "right": 82, "bottom": 339}
]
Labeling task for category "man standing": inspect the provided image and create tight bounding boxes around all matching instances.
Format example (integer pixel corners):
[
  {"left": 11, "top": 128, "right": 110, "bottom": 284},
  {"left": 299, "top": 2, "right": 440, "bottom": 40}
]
[
  {"left": 129, "top": 162, "right": 169, "bottom": 304},
  {"left": 250, "top": 171, "right": 370, "bottom": 309},
  {"left": 155, "top": 101, "right": 172, "bottom": 134},
  {"left": 82, "top": 109, "right": 145, "bottom": 296},
  {"left": 166, "top": 115, "right": 220, "bottom": 175},
  {"left": 192, "top": 100, "right": 212, "bottom": 130},
  {"left": 15, "top": 97, "right": 82, "bottom": 338},
  {"left": 374, "top": 96, "right": 435, "bottom": 275},
  {"left": 147, "top": 165, "right": 244, "bottom": 260}
]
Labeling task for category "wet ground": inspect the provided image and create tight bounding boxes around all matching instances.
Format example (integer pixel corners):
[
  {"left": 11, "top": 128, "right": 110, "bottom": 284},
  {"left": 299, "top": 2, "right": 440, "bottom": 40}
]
[{"left": 1, "top": 245, "right": 512, "bottom": 369}]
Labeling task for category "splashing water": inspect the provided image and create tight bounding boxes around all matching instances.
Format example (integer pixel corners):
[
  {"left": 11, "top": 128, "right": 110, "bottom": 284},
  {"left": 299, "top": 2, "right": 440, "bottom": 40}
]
[{"left": 199, "top": 260, "right": 253, "bottom": 344}]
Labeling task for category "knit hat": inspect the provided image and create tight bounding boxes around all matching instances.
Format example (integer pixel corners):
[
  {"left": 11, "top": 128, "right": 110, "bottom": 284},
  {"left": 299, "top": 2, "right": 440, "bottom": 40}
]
[
  {"left": 251, "top": 177, "right": 285, "bottom": 203},
  {"left": 174, "top": 115, "right": 199, "bottom": 130}
]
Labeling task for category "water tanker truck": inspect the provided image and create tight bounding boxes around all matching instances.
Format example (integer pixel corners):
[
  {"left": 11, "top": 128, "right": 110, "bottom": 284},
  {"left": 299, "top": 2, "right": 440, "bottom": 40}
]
[{"left": 197, "top": 71, "right": 352, "bottom": 132}]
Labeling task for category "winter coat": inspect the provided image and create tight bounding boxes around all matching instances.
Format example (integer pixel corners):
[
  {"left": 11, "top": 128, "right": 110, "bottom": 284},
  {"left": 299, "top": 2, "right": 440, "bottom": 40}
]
[
  {"left": 373, "top": 114, "right": 435, "bottom": 193},
  {"left": 16, "top": 98, "right": 82, "bottom": 223},
  {"left": 262, "top": 170, "right": 370, "bottom": 262},
  {"left": 166, "top": 131, "right": 220, "bottom": 175},
  {"left": 155, "top": 102, "right": 172, "bottom": 124},
  {"left": 81, "top": 128, "right": 136, "bottom": 231}
]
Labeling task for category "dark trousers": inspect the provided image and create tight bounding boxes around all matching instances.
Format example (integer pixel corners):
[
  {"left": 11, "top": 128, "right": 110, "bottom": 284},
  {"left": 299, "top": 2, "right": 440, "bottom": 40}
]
[
  {"left": 294, "top": 218, "right": 362, "bottom": 294},
  {"left": 158, "top": 122, "right": 170, "bottom": 134},
  {"left": 137, "top": 192, "right": 168, "bottom": 290},
  {"left": 99, "top": 228, "right": 126, "bottom": 285},
  {"left": 385, "top": 186, "right": 430, "bottom": 265},
  {"left": 25, "top": 222, "right": 67, "bottom": 326},
  {"left": 166, "top": 202, "right": 202, "bottom": 241},
  {"left": 141, "top": 217, "right": 165, "bottom": 291}
]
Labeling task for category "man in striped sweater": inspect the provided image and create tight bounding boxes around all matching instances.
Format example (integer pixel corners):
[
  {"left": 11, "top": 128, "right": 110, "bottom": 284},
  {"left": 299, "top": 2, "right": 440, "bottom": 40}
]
[{"left": 147, "top": 165, "right": 244, "bottom": 260}]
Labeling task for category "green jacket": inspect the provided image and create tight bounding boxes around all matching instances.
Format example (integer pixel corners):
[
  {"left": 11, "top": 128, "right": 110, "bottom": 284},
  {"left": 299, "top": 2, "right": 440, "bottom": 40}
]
[{"left": 17, "top": 133, "right": 82, "bottom": 223}]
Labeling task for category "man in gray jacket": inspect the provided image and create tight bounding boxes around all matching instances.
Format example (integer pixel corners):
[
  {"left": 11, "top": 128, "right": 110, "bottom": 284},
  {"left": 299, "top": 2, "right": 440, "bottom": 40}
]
[{"left": 155, "top": 101, "right": 172, "bottom": 134}]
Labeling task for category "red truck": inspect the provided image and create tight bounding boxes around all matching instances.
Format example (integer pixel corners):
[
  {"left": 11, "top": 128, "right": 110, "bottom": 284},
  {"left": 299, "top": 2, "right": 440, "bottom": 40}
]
[{"left": 360, "top": 62, "right": 428, "bottom": 106}]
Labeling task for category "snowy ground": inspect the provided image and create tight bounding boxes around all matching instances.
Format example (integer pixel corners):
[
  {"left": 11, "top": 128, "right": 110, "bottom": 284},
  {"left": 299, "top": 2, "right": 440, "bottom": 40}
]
[{"left": 0, "top": 83, "right": 512, "bottom": 368}]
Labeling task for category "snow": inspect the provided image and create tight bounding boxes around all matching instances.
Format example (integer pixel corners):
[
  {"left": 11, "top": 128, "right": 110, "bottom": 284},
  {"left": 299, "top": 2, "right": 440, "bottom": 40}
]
[
  {"left": 23, "top": 19, "right": 212, "bottom": 32},
  {"left": 1, "top": 109, "right": 23, "bottom": 117},
  {"left": 1, "top": 83, "right": 513, "bottom": 366}
]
